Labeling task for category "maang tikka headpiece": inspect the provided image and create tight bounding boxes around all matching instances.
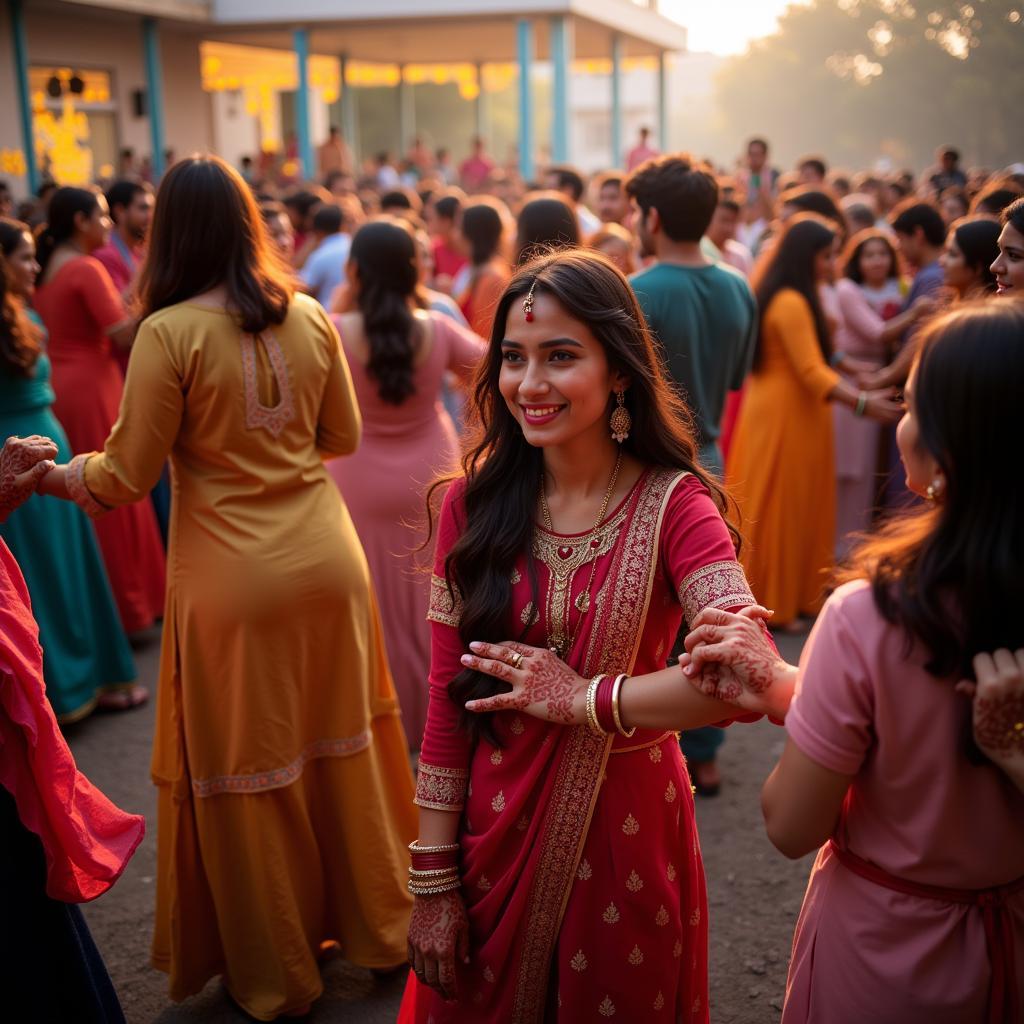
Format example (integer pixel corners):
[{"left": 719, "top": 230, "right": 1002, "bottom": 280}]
[{"left": 523, "top": 280, "right": 536, "bottom": 322}]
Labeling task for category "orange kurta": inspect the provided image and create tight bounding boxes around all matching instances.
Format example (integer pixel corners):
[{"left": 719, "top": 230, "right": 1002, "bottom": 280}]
[
  {"left": 726, "top": 289, "right": 840, "bottom": 624},
  {"left": 71, "top": 295, "right": 416, "bottom": 1020}
]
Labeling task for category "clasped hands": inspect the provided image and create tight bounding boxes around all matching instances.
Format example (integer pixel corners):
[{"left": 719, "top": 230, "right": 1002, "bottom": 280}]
[
  {"left": 461, "top": 604, "right": 793, "bottom": 724},
  {"left": 0, "top": 434, "right": 58, "bottom": 522}
]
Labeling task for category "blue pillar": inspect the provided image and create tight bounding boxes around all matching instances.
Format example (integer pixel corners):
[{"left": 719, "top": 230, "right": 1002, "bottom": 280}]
[
  {"left": 657, "top": 50, "right": 668, "bottom": 154},
  {"left": 516, "top": 18, "right": 534, "bottom": 182},
  {"left": 340, "top": 54, "right": 358, "bottom": 168},
  {"left": 293, "top": 28, "right": 314, "bottom": 180},
  {"left": 9, "top": 0, "right": 38, "bottom": 191},
  {"left": 610, "top": 33, "right": 622, "bottom": 169},
  {"left": 142, "top": 17, "right": 167, "bottom": 179},
  {"left": 550, "top": 15, "right": 570, "bottom": 164}
]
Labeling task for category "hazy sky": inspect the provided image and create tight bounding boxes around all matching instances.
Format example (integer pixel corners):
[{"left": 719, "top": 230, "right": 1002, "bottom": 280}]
[{"left": 660, "top": 0, "right": 804, "bottom": 55}]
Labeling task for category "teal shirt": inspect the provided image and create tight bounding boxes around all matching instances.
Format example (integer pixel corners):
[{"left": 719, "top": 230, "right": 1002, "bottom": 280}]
[{"left": 630, "top": 261, "right": 757, "bottom": 475}]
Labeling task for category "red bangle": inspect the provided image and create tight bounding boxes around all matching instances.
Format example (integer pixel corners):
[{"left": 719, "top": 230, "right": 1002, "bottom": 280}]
[
  {"left": 410, "top": 850, "right": 459, "bottom": 872},
  {"left": 595, "top": 674, "right": 617, "bottom": 734}
]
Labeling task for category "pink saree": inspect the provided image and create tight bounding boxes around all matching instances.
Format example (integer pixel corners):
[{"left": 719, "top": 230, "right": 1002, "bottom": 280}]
[{"left": 400, "top": 469, "right": 758, "bottom": 1022}]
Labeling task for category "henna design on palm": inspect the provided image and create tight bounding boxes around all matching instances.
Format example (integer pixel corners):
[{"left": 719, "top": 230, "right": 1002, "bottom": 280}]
[
  {"left": 974, "top": 693, "right": 1024, "bottom": 756},
  {"left": 0, "top": 436, "right": 58, "bottom": 521}
]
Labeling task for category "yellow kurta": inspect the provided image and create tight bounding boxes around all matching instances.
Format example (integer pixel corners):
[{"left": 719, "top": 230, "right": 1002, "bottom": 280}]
[
  {"left": 79, "top": 295, "right": 416, "bottom": 1020},
  {"left": 726, "top": 289, "right": 841, "bottom": 625}
]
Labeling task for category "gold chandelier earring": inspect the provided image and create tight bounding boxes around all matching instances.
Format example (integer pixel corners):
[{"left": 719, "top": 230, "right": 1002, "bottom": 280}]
[
  {"left": 610, "top": 390, "right": 631, "bottom": 443},
  {"left": 925, "top": 477, "right": 943, "bottom": 502}
]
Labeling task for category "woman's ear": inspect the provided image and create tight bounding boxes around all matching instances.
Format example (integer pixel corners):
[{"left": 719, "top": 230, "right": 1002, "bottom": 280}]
[{"left": 611, "top": 370, "right": 632, "bottom": 394}]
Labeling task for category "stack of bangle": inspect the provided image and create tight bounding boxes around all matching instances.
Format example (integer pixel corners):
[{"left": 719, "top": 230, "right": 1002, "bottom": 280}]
[
  {"left": 408, "top": 839, "right": 461, "bottom": 897},
  {"left": 854, "top": 391, "right": 868, "bottom": 417},
  {"left": 585, "top": 673, "right": 637, "bottom": 738}
]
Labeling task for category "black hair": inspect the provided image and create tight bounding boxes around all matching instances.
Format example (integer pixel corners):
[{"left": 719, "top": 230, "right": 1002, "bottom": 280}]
[
  {"left": 349, "top": 218, "right": 421, "bottom": 404},
  {"left": 841, "top": 228, "right": 899, "bottom": 285},
  {"left": 546, "top": 165, "right": 585, "bottom": 202},
  {"left": 625, "top": 153, "right": 718, "bottom": 243},
  {"left": 34, "top": 186, "right": 100, "bottom": 275},
  {"left": 460, "top": 199, "right": 506, "bottom": 267},
  {"left": 381, "top": 189, "right": 414, "bottom": 211},
  {"left": 751, "top": 213, "right": 835, "bottom": 367},
  {"left": 515, "top": 194, "right": 580, "bottom": 264},
  {"left": 951, "top": 217, "right": 1001, "bottom": 294},
  {"left": 782, "top": 186, "right": 842, "bottom": 226},
  {"left": 970, "top": 184, "right": 1024, "bottom": 218},
  {"left": 798, "top": 155, "right": 827, "bottom": 179},
  {"left": 434, "top": 194, "right": 461, "bottom": 221},
  {"left": 312, "top": 203, "right": 344, "bottom": 235},
  {"left": 890, "top": 200, "right": 947, "bottom": 247},
  {"left": 104, "top": 179, "right": 150, "bottom": 221},
  {"left": 1002, "top": 196, "right": 1024, "bottom": 233},
  {"left": 747, "top": 137, "right": 769, "bottom": 153},
  {"left": 436, "top": 249, "right": 737, "bottom": 744}
]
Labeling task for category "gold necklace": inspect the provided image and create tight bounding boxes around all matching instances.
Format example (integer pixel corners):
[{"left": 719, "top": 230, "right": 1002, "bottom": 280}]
[{"left": 538, "top": 451, "right": 623, "bottom": 658}]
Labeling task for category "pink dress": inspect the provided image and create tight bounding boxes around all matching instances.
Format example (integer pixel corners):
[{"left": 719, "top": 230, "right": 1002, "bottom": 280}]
[
  {"left": 783, "top": 580, "right": 1024, "bottom": 1024},
  {"left": 326, "top": 312, "right": 484, "bottom": 748},
  {"left": 832, "top": 278, "right": 904, "bottom": 553}
]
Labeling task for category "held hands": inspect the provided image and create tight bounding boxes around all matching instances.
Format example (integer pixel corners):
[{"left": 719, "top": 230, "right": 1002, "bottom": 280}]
[
  {"left": 0, "top": 434, "right": 58, "bottom": 522},
  {"left": 680, "top": 606, "right": 796, "bottom": 720},
  {"left": 407, "top": 889, "right": 470, "bottom": 1001},
  {"left": 461, "top": 642, "right": 586, "bottom": 725},
  {"left": 956, "top": 650, "right": 1024, "bottom": 777}
]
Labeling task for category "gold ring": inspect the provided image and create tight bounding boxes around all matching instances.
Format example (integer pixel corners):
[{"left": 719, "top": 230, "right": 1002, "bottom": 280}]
[{"left": 508, "top": 650, "right": 524, "bottom": 670}]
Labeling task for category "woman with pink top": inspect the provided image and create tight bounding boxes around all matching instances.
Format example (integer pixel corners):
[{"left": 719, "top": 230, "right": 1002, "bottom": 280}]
[
  {"left": 327, "top": 218, "right": 485, "bottom": 748},
  {"left": 832, "top": 230, "right": 933, "bottom": 552}
]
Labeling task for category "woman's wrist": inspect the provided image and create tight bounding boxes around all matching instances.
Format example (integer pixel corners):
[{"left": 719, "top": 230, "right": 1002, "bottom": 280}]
[{"left": 764, "top": 662, "right": 799, "bottom": 720}]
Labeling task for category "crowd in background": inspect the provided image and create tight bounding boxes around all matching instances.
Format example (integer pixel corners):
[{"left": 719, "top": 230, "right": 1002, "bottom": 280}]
[{"left": 0, "top": 125, "right": 1022, "bottom": 1022}]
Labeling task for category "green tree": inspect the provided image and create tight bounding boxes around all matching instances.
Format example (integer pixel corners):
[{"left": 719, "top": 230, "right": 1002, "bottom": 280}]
[{"left": 715, "top": 0, "right": 1023, "bottom": 171}]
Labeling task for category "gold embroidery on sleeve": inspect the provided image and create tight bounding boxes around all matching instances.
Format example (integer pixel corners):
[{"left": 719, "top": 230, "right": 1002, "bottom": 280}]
[
  {"left": 427, "top": 572, "right": 463, "bottom": 627},
  {"left": 677, "top": 560, "right": 756, "bottom": 628},
  {"left": 414, "top": 761, "right": 469, "bottom": 810}
]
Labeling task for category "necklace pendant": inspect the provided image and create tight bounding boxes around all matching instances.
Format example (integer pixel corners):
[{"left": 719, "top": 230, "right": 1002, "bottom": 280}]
[{"left": 575, "top": 591, "right": 590, "bottom": 613}]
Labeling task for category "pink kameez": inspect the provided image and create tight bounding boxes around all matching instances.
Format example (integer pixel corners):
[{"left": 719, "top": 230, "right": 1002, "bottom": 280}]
[{"left": 400, "top": 469, "right": 760, "bottom": 1023}]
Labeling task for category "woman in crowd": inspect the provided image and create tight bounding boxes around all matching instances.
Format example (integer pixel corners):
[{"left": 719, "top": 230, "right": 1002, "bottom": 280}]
[
  {"left": 0, "top": 436, "right": 145, "bottom": 1024},
  {"left": 36, "top": 156, "right": 416, "bottom": 1021},
  {"left": 831, "top": 230, "right": 930, "bottom": 552},
  {"left": 0, "top": 218, "right": 137, "bottom": 722},
  {"left": 941, "top": 216, "right": 1001, "bottom": 300},
  {"left": 991, "top": 196, "right": 1024, "bottom": 296},
  {"left": 327, "top": 218, "right": 484, "bottom": 748},
  {"left": 938, "top": 185, "right": 969, "bottom": 225},
  {"left": 32, "top": 186, "right": 165, "bottom": 644},
  {"left": 454, "top": 196, "right": 511, "bottom": 337},
  {"left": 463, "top": 300, "right": 1024, "bottom": 1024},
  {"left": 514, "top": 192, "right": 580, "bottom": 265},
  {"left": 588, "top": 223, "right": 637, "bottom": 276},
  {"left": 401, "top": 249, "right": 768, "bottom": 1022},
  {"left": 727, "top": 214, "right": 900, "bottom": 627}
]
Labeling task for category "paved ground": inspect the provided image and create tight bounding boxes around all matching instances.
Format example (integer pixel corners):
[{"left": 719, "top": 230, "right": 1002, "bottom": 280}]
[{"left": 70, "top": 629, "right": 812, "bottom": 1023}]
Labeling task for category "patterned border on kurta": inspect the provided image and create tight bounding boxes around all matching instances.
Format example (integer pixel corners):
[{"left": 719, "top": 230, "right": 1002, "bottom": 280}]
[
  {"left": 678, "top": 560, "right": 755, "bottom": 628},
  {"left": 510, "top": 469, "right": 687, "bottom": 1022},
  {"left": 66, "top": 453, "right": 109, "bottom": 518},
  {"left": 240, "top": 331, "right": 296, "bottom": 438},
  {"left": 427, "top": 572, "right": 463, "bottom": 627},
  {"left": 192, "top": 730, "right": 372, "bottom": 797},
  {"left": 415, "top": 760, "right": 469, "bottom": 811}
]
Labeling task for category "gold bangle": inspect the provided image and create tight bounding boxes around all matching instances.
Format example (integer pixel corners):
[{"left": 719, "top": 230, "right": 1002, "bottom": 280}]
[
  {"left": 408, "top": 878, "right": 462, "bottom": 896},
  {"left": 408, "top": 866, "right": 460, "bottom": 879},
  {"left": 611, "top": 674, "right": 636, "bottom": 738},
  {"left": 409, "top": 840, "right": 460, "bottom": 854},
  {"left": 585, "top": 674, "right": 607, "bottom": 736}
]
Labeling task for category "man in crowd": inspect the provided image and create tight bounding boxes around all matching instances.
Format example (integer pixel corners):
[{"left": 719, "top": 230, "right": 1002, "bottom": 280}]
[
  {"left": 703, "top": 196, "right": 754, "bottom": 277},
  {"left": 796, "top": 154, "right": 828, "bottom": 186},
  {"left": 459, "top": 136, "right": 495, "bottom": 192},
  {"left": 927, "top": 145, "right": 967, "bottom": 193},
  {"left": 317, "top": 125, "right": 351, "bottom": 182},
  {"left": 626, "top": 125, "right": 659, "bottom": 172},
  {"left": 298, "top": 202, "right": 351, "bottom": 307},
  {"left": 736, "top": 136, "right": 779, "bottom": 251},
  {"left": 626, "top": 154, "right": 759, "bottom": 797},
  {"left": 594, "top": 172, "right": 630, "bottom": 225},
  {"left": 93, "top": 179, "right": 154, "bottom": 299},
  {"left": 545, "top": 164, "right": 601, "bottom": 236}
]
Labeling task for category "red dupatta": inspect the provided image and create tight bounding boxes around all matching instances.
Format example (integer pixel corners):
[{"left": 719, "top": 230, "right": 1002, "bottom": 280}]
[
  {"left": 403, "top": 468, "right": 686, "bottom": 1022},
  {"left": 0, "top": 540, "right": 144, "bottom": 903}
]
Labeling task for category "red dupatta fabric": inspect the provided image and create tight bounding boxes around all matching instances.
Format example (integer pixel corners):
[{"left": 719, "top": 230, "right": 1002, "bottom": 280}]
[
  {"left": 402, "top": 469, "right": 759, "bottom": 1023},
  {"left": 0, "top": 540, "right": 144, "bottom": 902}
]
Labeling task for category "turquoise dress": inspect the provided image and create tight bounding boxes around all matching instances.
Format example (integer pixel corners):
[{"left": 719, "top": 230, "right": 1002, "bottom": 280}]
[{"left": 0, "top": 317, "right": 136, "bottom": 722}]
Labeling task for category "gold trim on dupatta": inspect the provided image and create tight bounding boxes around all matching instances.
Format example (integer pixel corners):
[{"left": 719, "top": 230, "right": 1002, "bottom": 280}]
[{"left": 510, "top": 469, "right": 689, "bottom": 1023}]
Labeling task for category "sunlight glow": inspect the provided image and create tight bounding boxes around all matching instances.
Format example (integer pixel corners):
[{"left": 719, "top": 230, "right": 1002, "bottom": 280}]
[{"left": 658, "top": 0, "right": 809, "bottom": 55}]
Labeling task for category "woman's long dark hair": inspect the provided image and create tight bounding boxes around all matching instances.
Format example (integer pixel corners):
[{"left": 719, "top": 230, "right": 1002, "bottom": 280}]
[
  {"left": 34, "top": 187, "right": 99, "bottom": 275},
  {"left": 138, "top": 155, "right": 292, "bottom": 334},
  {"left": 0, "top": 218, "right": 41, "bottom": 376},
  {"left": 841, "top": 228, "right": 899, "bottom": 286},
  {"left": 436, "top": 249, "right": 738, "bottom": 745},
  {"left": 751, "top": 213, "right": 835, "bottom": 367},
  {"left": 839, "top": 302, "right": 1024, "bottom": 752},
  {"left": 515, "top": 193, "right": 580, "bottom": 264},
  {"left": 460, "top": 198, "right": 506, "bottom": 268},
  {"left": 350, "top": 218, "right": 421, "bottom": 404},
  {"left": 950, "top": 216, "right": 1001, "bottom": 294}
]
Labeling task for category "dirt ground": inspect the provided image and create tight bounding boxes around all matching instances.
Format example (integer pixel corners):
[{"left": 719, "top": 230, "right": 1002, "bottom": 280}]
[{"left": 70, "top": 629, "right": 813, "bottom": 1023}]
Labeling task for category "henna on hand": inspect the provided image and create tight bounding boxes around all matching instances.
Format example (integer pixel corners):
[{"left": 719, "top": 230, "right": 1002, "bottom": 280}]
[
  {"left": 407, "top": 889, "right": 469, "bottom": 1001},
  {"left": 0, "top": 436, "right": 59, "bottom": 522},
  {"left": 462, "top": 642, "right": 584, "bottom": 724},
  {"left": 970, "top": 650, "right": 1024, "bottom": 760}
]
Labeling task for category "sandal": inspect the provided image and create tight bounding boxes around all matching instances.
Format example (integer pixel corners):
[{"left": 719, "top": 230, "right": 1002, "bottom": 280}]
[{"left": 96, "top": 684, "right": 149, "bottom": 712}]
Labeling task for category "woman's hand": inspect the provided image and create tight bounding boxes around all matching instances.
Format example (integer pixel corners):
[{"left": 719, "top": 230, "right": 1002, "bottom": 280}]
[
  {"left": 863, "top": 388, "right": 904, "bottom": 424},
  {"left": 0, "top": 435, "right": 58, "bottom": 521},
  {"left": 957, "top": 650, "right": 1024, "bottom": 789},
  {"left": 461, "top": 642, "right": 587, "bottom": 725},
  {"left": 680, "top": 606, "right": 797, "bottom": 720},
  {"left": 407, "top": 890, "right": 470, "bottom": 1001}
]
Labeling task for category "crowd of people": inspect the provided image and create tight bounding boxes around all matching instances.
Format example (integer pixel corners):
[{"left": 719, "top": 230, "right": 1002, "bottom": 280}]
[{"left": 0, "top": 127, "right": 1022, "bottom": 1024}]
